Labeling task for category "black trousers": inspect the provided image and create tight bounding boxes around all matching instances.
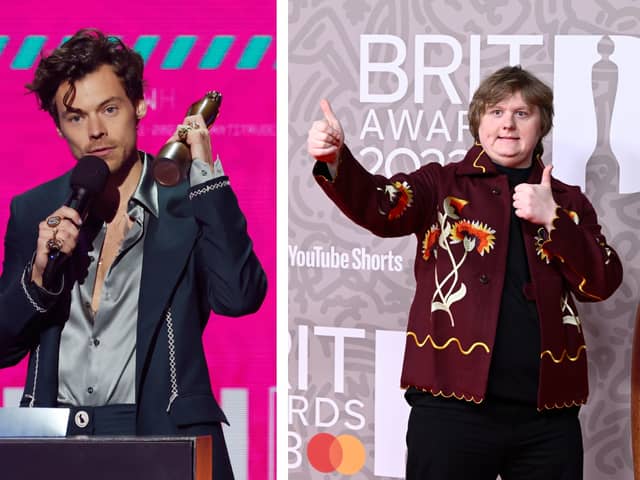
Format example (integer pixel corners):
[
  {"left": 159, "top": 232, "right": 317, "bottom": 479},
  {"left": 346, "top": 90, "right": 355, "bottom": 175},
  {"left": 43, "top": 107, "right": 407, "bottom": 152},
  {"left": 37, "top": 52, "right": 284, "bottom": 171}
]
[
  {"left": 405, "top": 399, "right": 583, "bottom": 480},
  {"left": 65, "top": 404, "right": 136, "bottom": 436}
]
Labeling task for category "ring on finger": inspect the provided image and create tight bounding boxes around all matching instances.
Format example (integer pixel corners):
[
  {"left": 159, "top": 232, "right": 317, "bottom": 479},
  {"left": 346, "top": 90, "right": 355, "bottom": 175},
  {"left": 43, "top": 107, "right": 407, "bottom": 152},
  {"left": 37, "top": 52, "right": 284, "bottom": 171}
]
[
  {"left": 46, "top": 216, "right": 61, "bottom": 228},
  {"left": 49, "top": 227, "right": 62, "bottom": 250},
  {"left": 177, "top": 125, "right": 191, "bottom": 141},
  {"left": 47, "top": 238, "right": 63, "bottom": 251}
]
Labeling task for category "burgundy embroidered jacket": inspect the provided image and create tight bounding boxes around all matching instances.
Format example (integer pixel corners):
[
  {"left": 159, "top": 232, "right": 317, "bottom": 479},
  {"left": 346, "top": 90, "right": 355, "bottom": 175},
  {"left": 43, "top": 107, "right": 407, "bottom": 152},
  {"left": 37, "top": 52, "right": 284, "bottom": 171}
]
[{"left": 315, "top": 143, "right": 622, "bottom": 410}]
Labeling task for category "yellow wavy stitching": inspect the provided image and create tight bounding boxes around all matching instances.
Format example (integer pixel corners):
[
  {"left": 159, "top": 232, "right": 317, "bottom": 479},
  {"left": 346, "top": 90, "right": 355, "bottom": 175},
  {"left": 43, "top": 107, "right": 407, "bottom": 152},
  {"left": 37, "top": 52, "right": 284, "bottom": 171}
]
[
  {"left": 540, "top": 344, "right": 586, "bottom": 363},
  {"left": 472, "top": 145, "right": 486, "bottom": 173},
  {"left": 577, "top": 278, "right": 603, "bottom": 301},
  {"left": 403, "top": 384, "right": 484, "bottom": 404},
  {"left": 539, "top": 398, "right": 586, "bottom": 411},
  {"left": 407, "top": 331, "right": 490, "bottom": 355},
  {"left": 404, "top": 387, "right": 586, "bottom": 410}
]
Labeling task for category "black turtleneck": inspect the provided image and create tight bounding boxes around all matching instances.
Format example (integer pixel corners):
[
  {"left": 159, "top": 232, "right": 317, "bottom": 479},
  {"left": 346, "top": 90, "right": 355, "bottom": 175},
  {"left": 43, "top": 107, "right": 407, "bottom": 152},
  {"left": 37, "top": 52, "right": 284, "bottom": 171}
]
[{"left": 485, "top": 162, "right": 541, "bottom": 406}]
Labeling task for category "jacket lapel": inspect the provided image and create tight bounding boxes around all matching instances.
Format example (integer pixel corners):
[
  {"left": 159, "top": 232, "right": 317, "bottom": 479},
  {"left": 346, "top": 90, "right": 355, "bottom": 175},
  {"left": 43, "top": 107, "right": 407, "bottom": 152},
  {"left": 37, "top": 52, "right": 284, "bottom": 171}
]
[
  {"left": 455, "top": 143, "right": 499, "bottom": 176},
  {"left": 136, "top": 183, "right": 198, "bottom": 390}
]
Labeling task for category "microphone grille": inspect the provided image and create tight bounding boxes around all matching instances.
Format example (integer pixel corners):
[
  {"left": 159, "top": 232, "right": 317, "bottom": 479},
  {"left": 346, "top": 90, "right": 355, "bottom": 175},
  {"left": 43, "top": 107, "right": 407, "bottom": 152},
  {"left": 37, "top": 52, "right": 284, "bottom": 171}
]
[{"left": 70, "top": 156, "right": 110, "bottom": 194}]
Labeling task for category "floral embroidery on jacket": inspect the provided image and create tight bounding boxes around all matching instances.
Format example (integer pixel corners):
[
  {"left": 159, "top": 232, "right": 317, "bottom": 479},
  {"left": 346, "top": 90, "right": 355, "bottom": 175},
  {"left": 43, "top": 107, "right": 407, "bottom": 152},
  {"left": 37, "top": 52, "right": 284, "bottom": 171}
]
[
  {"left": 566, "top": 210, "right": 579, "bottom": 224},
  {"left": 430, "top": 196, "right": 496, "bottom": 326},
  {"left": 422, "top": 224, "right": 440, "bottom": 261},
  {"left": 450, "top": 220, "right": 496, "bottom": 256},
  {"left": 560, "top": 292, "right": 581, "bottom": 332},
  {"left": 534, "top": 228, "right": 551, "bottom": 264},
  {"left": 382, "top": 180, "right": 414, "bottom": 220},
  {"left": 534, "top": 210, "right": 580, "bottom": 264}
]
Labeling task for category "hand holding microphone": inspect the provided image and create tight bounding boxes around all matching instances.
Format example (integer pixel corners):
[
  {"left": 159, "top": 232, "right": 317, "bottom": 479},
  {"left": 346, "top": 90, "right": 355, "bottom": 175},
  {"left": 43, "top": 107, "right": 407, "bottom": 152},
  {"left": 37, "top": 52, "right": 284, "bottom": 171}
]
[
  {"left": 32, "top": 206, "right": 82, "bottom": 288},
  {"left": 32, "top": 156, "right": 110, "bottom": 289}
]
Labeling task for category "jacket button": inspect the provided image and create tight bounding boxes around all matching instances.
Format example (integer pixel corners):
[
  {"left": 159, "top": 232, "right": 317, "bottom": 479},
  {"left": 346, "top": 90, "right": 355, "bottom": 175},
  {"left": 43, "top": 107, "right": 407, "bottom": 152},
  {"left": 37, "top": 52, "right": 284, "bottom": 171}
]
[
  {"left": 479, "top": 274, "right": 489, "bottom": 284},
  {"left": 491, "top": 187, "right": 501, "bottom": 195},
  {"left": 87, "top": 387, "right": 94, "bottom": 394}
]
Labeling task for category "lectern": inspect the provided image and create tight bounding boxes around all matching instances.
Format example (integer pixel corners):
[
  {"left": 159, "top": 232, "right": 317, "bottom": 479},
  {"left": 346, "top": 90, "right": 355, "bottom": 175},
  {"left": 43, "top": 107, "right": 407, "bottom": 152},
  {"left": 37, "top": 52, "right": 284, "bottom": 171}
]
[{"left": 0, "top": 435, "right": 212, "bottom": 479}]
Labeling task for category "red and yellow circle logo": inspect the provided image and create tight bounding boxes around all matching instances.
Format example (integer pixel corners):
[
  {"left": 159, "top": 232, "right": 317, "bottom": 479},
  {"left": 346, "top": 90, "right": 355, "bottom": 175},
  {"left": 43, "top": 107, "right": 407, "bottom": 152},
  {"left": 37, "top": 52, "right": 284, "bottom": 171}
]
[{"left": 307, "top": 433, "right": 366, "bottom": 475}]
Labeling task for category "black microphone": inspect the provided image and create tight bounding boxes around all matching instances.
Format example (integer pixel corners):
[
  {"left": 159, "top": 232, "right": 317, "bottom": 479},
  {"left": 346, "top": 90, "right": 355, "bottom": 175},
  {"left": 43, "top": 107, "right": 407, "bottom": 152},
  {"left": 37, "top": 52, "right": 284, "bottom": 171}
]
[{"left": 42, "top": 156, "right": 110, "bottom": 290}]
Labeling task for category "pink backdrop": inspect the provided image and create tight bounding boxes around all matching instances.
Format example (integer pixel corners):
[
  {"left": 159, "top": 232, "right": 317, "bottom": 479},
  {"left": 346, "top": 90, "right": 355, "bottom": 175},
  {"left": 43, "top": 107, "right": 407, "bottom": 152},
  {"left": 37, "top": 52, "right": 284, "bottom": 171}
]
[{"left": 0, "top": 1, "right": 275, "bottom": 478}]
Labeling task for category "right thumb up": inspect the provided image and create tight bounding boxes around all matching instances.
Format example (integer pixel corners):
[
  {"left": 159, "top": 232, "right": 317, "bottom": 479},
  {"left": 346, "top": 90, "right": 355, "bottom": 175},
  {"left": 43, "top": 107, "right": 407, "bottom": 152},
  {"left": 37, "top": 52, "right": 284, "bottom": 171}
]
[{"left": 307, "top": 98, "right": 344, "bottom": 164}]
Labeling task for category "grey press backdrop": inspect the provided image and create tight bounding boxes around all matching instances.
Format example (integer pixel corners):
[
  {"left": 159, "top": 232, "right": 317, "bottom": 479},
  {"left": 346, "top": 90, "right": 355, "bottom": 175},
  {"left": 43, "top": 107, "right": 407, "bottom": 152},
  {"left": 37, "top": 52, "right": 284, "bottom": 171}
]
[{"left": 288, "top": 1, "right": 640, "bottom": 478}]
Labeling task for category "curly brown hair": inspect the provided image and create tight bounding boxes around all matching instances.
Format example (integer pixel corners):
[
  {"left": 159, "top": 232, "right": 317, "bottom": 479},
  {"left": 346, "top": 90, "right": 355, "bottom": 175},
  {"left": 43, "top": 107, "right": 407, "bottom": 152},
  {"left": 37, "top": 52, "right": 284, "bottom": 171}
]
[
  {"left": 26, "top": 29, "right": 145, "bottom": 125},
  {"left": 468, "top": 65, "right": 553, "bottom": 156}
]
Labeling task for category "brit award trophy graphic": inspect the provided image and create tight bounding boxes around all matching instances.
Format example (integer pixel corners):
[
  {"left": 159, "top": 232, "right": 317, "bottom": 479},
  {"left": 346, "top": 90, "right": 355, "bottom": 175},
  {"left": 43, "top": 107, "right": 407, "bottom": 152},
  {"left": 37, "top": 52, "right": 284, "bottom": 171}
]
[{"left": 585, "top": 35, "right": 620, "bottom": 202}]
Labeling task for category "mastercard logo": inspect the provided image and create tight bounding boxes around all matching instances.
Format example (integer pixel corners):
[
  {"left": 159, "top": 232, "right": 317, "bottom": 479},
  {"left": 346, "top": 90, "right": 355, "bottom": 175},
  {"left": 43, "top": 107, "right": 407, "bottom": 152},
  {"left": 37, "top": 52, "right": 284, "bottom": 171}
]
[{"left": 307, "top": 433, "right": 366, "bottom": 474}]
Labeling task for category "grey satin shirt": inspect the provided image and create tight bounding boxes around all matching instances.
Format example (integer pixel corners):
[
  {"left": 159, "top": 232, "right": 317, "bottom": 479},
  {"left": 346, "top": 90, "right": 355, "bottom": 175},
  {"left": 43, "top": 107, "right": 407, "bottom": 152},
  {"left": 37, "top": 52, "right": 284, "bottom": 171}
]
[{"left": 57, "top": 154, "right": 220, "bottom": 406}]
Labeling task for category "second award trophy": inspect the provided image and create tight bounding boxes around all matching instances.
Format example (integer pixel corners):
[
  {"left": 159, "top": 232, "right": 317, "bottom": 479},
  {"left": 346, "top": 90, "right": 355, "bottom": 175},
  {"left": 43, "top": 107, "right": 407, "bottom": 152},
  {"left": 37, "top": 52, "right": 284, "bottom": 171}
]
[{"left": 153, "top": 91, "right": 222, "bottom": 186}]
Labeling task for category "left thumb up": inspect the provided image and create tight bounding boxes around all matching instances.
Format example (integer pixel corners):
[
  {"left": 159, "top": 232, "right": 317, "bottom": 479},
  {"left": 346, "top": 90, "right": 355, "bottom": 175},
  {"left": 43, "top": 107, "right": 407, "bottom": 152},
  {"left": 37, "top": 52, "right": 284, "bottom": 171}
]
[{"left": 540, "top": 164, "right": 553, "bottom": 187}]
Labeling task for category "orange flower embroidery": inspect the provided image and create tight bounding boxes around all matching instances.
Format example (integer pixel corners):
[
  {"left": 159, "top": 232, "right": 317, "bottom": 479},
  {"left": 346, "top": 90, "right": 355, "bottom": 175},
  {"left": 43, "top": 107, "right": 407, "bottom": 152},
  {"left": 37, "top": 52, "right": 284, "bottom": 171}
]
[
  {"left": 536, "top": 243, "right": 551, "bottom": 263},
  {"left": 443, "top": 196, "right": 469, "bottom": 219},
  {"left": 386, "top": 181, "right": 414, "bottom": 220},
  {"left": 431, "top": 195, "right": 496, "bottom": 326},
  {"left": 535, "top": 243, "right": 551, "bottom": 263},
  {"left": 422, "top": 224, "right": 441, "bottom": 261},
  {"left": 534, "top": 227, "right": 551, "bottom": 264},
  {"left": 450, "top": 220, "right": 496, "bottom": 256},
  {"left": 566, "top": 210, "right": 580, "bottom": 224}
]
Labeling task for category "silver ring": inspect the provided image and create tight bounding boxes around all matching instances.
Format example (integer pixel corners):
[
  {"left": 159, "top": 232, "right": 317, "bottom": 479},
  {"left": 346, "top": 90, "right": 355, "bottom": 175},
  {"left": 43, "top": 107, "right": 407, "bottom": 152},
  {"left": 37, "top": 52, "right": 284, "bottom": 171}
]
[{"left": 46, "top": 216, "right": 61, "bottom": 228}]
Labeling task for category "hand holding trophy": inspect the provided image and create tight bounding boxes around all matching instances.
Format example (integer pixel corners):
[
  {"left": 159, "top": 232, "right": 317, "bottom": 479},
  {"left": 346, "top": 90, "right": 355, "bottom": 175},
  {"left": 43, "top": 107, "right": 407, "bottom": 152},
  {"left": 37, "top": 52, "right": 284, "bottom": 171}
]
[{"left": 153, "top": 91, "right": 222, "bottom": 186}]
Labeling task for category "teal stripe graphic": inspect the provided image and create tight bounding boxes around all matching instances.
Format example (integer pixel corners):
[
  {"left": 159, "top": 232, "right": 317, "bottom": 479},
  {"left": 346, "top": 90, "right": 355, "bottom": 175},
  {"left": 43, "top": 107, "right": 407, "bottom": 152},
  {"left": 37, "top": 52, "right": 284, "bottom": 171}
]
[
  {"left": 12, "top": 35, "right": 47, "bottom": 69},
  {"left": 59, "top": 35, "right": 121, "bottom": 46},
  {"left": 0, "top": 36, "right": 8, "bottom": 56},
  {"left": 4, "top": 35, "right": 275, "bottom": 70},
  {"left": 134, "top": 35, "right": 159, "bottom": 63},
  {"left": 200, "top": 35, "right": 235, "bottom": 69},
  {"left": 237, "top": 35, "right": 271, "bottom": 69},
  {"left": 162, "top": 35, "right": 197, "bottom": 69}
]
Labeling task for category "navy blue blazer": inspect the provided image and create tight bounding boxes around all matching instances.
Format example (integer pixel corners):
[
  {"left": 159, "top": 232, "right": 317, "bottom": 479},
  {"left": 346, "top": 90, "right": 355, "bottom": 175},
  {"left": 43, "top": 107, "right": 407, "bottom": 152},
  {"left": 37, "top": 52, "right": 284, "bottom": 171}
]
[{"left": 0, "top": 156, "right": 267, "bottom": 475}]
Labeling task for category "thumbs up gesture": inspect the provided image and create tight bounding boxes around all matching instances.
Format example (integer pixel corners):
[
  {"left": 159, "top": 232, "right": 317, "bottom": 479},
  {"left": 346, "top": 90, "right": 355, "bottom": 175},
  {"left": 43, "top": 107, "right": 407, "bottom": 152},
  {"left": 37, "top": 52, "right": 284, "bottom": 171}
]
[
  {"left": 513, "top": 165, "right": 559, "bottom": 231},
  {"left": 307, "top": 99, "right": 344, "bottom": 164}
]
